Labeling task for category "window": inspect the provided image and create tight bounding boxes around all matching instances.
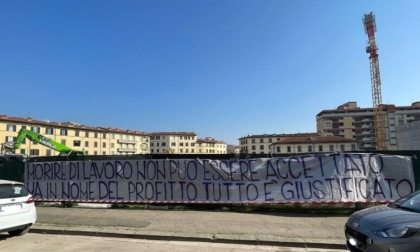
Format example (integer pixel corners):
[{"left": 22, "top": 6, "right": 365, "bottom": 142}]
[
  {"left": 180, "top": 142, "right": 184, "bottom": 147},
  {"left": 0, "top": 184, "right": 29, "bottom": 199},
  {"left": 260, "top": 139, "right": 264, "bottom": 143},
  {"left": 75, "top": 130, "right": 79, "bottom": 137},
  {"left": 85, "top": 141, "right": 89, "bottom": 147},
  {"left": 20, "top": 149, "right": 26, "bottom": 155},
  {"left": 276, "top": 146, "right": 281, "bottom": 152},
  {"left": 30, "top": 149, "right": 40, "bottom": 156},
  {"left": 318, "top": 145, "right": 323, "bottom": 152},
  {"left": 31, "top": 126, "right": 40, "bottom": 133},
  {"left": 61, "top": 140, "right": 66, "bottom": 145},
  {"left": 287, "top": 146, "right": 291, "bottom": 153},
  {"left": 269, "top": 138, "right": 272, "bottom": 143},
  {"left": 103, "top": 151, "right": 106, "bottom": 155},
  {"left": 329, "top": 145, "right": 334, "bottom": 152},
  {"left": 111, "top": 143, "right": 115, "bottom": 148},
  {"left": 162, "top": 142, "right": 166, "bottom": 147},
  {"left": 60, "top": 129, "right": 67, "bottom": 136},
  {"left": 46, "top": 149, "right": 52, "bottom": 156},
  {"left": 352, "top": 144, "right": 356, "bottom": 151},
  {"left": 260, "top": 145, "right": 264, "bottom": 150},
  {"left": 5, "top": 136, "right": 14, "bottom": 142},
  {"left": 252, "top": 139, "right": 255, "bottom": 144},
  {"left": 7, "top": 124, "right": 16, "bottom": 132},
  {"left": 46, "top": 128, "right": 54, "bottom": 135},
  {"left": 73, "top": 140, "right": 81, "bottom": 147},
  {"left": 95, "top": 132, "right": 98, "bottom": 138},
  {"left": 308, "top": 145, "right": 312, "bottom": 152},
  {"left": 171, "top": 142, "right": 176, "bottom": 147},
  {"left": 103, "top": 142, "right": 106, "bottom": 148},
  {"left": 94, "top": 142, "right": 98, "bottom": 148},
  {"left": 297, "top": 146, "right": 302, "bottom": 152},
  {"left": 252, "top": 145, "right": 256, "bottom": 150},
  {"left": 103, "top": 133, "right": 106, "bottom": 139},
  {"left": 85, "top": 131, "right": 89, "bottom": 137},
  {"left": 111, "top": 134, "right": 115, "bottom": 139},
  {"left": 340, "top": 145, "right": 345, "bottom": 152}
]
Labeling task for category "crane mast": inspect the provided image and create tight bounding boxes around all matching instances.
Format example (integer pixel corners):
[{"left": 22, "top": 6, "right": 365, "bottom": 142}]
[{"left": 363, "top": 12, "right": 387, "bottom": 151}]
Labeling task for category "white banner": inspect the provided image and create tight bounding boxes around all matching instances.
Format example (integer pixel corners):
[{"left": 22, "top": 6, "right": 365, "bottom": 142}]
[{"left": 25, "top": 153, "right": 415, "bottom": 203}]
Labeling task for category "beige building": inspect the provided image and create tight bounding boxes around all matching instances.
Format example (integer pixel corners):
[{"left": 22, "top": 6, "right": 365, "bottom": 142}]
[
  {"left": 239, "top": 133, "right": 318, "bottom": 154},
  {"left": 196, "top": 137, "right": 227, "bottom": 154},
  {"left": 316, "top": 101, "right": 420, "bottom": 151},
  {"left": 0, "top": 115, "right": 229, "bottom": 156},
  {"left": 0, "top": 115, "right": 150, "bottom": 156},
  {"left": 149, "top": 132, "right": 197, "bottom": 154},
  {"left": 269, "top": 135, "right": 359, "bottom": 154}
]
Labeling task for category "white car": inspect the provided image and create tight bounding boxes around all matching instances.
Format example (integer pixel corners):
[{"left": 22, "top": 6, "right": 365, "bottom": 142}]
[{"left": 0, "top": 180, "right": 37, "bottom": 236}]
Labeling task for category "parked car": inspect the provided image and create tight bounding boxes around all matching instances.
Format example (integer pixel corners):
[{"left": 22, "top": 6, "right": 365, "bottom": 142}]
[
  {"left": 345, "top": 191, "right": 420, "bottom": 252},
  {"left": 0, "top": 180, "right": 37, "bottom": 236}
]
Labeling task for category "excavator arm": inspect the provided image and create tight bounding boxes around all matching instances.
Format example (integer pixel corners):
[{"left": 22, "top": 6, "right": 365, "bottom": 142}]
[{"left": 2, "top": 128, "right": 84, "bottom": 156}]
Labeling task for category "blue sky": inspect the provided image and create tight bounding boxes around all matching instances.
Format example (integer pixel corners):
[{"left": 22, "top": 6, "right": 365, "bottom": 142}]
[{"left": 1, "top": 1, "right": 419, "bottom": 145}]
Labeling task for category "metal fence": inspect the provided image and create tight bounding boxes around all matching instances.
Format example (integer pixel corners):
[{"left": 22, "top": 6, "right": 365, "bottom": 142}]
[{"left": 0, "top": 154, "right": 25, "bottom": 182}]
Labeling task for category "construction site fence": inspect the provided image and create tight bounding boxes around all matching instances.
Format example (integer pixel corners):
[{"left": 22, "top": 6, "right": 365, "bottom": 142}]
[{"left": 1, "top": 150, "right": 419, "bottom": 212}]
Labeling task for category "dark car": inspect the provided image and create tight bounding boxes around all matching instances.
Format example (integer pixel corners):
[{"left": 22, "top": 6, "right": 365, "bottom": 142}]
[{"left": 345, "top": 191, "right": 420, "bottom": 252}]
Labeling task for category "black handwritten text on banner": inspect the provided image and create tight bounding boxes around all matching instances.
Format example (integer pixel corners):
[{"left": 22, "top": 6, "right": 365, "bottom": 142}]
[{"left": 25, "top": 154, "right": 414, "bottom": 203}]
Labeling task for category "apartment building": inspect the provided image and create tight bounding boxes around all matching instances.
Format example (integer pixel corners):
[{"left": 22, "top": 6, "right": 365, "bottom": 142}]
[
  {"left": 239, "top": 133, "right": 318, "bottom": 154},
  {"left": 196, "top": 137, "right": 227, "bottom": 154},
  {"left": 270, "top": 135, "right": 358, "bottom": 154},
  {"left": 149, "top": 132, "right": 197, "bottom": 154},
  {"left": 316, "top": 101, "right": 420, "bottom": 151},
  {"left": 0, "top": 115, "right": 150, "bottom": 156},
  {"left": 396, "top": 120, "right": 420, "bottom": 150}
]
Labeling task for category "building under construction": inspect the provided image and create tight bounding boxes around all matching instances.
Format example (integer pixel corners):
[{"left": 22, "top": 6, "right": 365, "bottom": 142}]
[{"left": 316, "top": 101, "right": 420, "bottom": 151}]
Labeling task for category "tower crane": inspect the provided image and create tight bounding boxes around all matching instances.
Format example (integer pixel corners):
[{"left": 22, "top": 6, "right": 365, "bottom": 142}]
[{"left": 363, "top": 12, "right": 387, "bottom": 151}]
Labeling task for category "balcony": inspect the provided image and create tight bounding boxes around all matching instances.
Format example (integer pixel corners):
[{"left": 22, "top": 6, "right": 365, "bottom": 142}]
[
  {"left": 118, "top": 148, "right": 137, "bottom": 153},
  {"left": 363, "top": 143, "right": 374, "bottom": 149},
  {"left": 118, "top": 139, "right": 137, "bottom": 144}
]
